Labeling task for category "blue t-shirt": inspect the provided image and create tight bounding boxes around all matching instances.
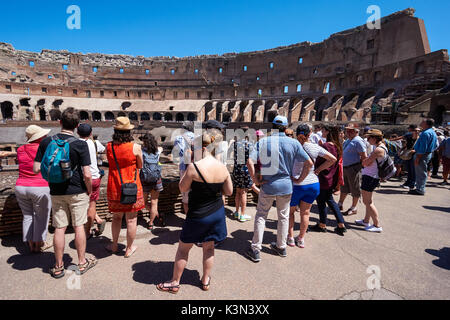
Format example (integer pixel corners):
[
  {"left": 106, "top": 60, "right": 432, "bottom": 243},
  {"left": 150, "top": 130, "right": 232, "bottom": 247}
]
[
  {"left": 414, "top": 128, "right": 438, "bottom": 155},
  {"left": 250, "top": 133, "right": 310, "bottom": 196},
  {"left": 343, "top": 136, "right": 367, "bottom": 167}
]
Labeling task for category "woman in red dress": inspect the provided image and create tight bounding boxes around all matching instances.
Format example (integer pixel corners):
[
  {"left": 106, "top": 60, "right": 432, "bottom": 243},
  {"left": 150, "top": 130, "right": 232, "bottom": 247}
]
[{"left": 106, "top": 117, "right": 144, "bottom": 258}]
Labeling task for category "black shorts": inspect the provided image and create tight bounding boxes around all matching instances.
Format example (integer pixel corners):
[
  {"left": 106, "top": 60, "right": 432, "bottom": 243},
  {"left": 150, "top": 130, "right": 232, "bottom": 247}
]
[{"left": 361, "top": 175, "right": 380, "bottom": 192}]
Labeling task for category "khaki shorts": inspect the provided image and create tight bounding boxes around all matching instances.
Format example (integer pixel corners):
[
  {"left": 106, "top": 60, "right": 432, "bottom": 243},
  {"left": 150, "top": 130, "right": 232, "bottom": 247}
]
[
  {"left": 51, "top": 193, "right": 90, "bottom": 228},
  {"left": 341, "top": 163, "right": 362, "bottom": 198}
]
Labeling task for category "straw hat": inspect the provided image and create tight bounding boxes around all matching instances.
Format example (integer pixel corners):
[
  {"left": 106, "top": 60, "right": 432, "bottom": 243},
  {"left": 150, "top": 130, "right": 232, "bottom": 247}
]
[
  {"left": 366, "top": 129, "right": 383, "bottom": 137},
  {"left": 25, "top": 125, "right": 51, "bottom": 143},
  {"left": 114, "top": 117, "right": 134, "bottom": 131},
  {"left": 344, "top": 123, "right": 360, "bottom": 131}
]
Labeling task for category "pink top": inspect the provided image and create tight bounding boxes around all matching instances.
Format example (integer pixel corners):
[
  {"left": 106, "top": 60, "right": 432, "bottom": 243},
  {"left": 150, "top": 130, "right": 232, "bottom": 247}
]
[{"left": 16, "top": 143, "right": 49, "bottom": 188}]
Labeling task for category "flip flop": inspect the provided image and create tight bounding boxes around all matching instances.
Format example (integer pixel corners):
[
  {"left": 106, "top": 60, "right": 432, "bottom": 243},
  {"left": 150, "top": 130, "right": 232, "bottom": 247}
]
[
  {"left": 201, "top": 277, "right": 211, "bottom": 291},
  {"left": 124, "top": 247, "right": 137, "bottom": 258},
  {"left": 157, "top": 282, "right": 180, "bottom": 294}
]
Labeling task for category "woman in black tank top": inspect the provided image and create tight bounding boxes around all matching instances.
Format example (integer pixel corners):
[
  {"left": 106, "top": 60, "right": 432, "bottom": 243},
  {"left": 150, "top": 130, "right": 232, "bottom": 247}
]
[{"left": 157, "top": 133, "right": 233, "bottom": 294}]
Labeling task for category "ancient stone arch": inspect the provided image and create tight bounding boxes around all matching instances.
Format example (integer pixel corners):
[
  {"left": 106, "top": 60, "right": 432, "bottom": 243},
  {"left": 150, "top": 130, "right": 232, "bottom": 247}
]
[
  {"left": 105, "top": 112, "right": 115, "bottom": 121},
  {"left": 92, "top": 111, "right": 101, "bottom": 121},
  {"left": 141, "top": 112, "right": 150, "bottom": 121},
  {"left": 129, "top": 112, "right": 138, "bottom": 121},
  {"left": 0, "top": 101, "right": 14, "bottom": 120}
]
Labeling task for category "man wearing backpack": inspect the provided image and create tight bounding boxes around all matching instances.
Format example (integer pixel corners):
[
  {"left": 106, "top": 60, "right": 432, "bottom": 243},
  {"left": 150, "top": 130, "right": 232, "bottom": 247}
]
[{"left": 33, "top": 107, "right": 97, "bottom": 278}]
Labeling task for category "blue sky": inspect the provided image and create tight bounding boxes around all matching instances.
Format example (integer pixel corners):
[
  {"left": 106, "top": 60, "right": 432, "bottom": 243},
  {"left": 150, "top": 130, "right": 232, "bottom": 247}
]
[{"left": 0, "top": 0, "right": 449, "bottom": 57}]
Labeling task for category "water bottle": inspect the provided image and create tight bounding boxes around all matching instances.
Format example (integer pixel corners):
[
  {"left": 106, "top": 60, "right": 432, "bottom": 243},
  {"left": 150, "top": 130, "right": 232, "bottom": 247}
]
[{"left": 60, "top": 160, "right": 73, "bottom": 180}]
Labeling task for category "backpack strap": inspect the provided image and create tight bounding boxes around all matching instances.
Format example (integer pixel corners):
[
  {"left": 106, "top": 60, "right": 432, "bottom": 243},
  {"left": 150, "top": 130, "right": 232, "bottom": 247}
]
[{"left": 111, "top": 143, "right": 137, "bottom": 184}]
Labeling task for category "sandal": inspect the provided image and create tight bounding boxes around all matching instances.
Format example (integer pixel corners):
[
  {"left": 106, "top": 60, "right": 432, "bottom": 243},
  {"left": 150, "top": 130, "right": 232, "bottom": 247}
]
[
  {"left": 156, "top": 282, "right": 180, "bottom": 294},
  {"left": 50, "top": 265, "right": 65, "bottom": 279},
  {"left": 77, "top": 257, "right": 98, "bottom": 275},
  {"left": 201, "top": 277, "right": 211, "bottom": 291},
  {"left": 124, "top": 247, "right": 137, "bottom": 258},
  {"left": 39, "top": 241, "right": 54, "bottom": 252},
  {"left": 147, "top": 223, "right": 154, "bottom": 231},
  {"left": 96, "top": 220, "right": 106, "bottom": 236}
]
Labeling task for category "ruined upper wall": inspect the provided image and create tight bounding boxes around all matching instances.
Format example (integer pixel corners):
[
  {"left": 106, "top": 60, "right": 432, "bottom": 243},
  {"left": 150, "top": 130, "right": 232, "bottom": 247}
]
[{"left": 0, "top": 7, "right": 441, "bottom": 96}]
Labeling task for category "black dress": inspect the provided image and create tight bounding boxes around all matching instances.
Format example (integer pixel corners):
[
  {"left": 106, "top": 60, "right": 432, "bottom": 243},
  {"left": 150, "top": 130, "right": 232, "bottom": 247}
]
[{"left": 179, "top": 163, "right": 227, "bottom": 244}]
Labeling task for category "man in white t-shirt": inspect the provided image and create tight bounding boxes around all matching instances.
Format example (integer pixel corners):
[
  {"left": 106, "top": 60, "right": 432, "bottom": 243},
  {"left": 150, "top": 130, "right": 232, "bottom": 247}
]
[
  {"left": 309, "top": 124, "right": 326, "bottom": 145},
  {"left": 78, "top": 124, "right": 106, "bottom": 238},
  {"left": 93, "top": 135, "right": 105, "bottom": 166}
]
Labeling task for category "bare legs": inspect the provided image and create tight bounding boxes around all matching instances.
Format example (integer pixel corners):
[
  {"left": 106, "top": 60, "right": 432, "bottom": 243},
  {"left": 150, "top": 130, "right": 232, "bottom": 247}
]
[
  {"left": 54, "top": 225, "right": 86, "bottom": 267},
  {"left": 85, "top": 200, "right": 103, "bottom": 235},
  {"left": 338, "top": 193, "right": 359, "bottom": 212},
  {"left": 163, "top": 240, "right": 215, "bottom": 287},
  {"left": 361, "top": 190, "right": 380, "bottom": 227},
  {"left": 109, "top": 212, "right": 138, "bottom": 256},
  {"left": 288, "top": 202, "right": 312, "bottom": 240},
  {"left": 144, "top": 191, "right": 160, "bottom": 227},
  {"left": 236, "top": 188, "right": 248, "bottom": 216}
]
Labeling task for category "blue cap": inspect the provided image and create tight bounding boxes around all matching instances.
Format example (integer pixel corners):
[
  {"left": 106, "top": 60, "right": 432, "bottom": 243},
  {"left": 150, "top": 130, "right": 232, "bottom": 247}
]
[{"left": 272, "top": 115, "right": 288, "bottom": 126}]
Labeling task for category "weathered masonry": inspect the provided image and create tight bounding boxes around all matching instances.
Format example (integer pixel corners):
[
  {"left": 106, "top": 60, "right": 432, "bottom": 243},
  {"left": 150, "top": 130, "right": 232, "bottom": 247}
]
[{"left": 0, "top": 8, "right": 449, "bottom": 125}]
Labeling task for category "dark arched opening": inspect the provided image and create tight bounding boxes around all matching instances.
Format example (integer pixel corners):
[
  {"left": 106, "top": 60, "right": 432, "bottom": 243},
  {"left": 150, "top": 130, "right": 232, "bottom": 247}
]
[
  {"left": 117, "top": 111, "right": 127, "bottom": 117},
  {"left": 129, "top": 112, "right": 138, "bottom": 121},
  {"left": 39, "top": 108, "right": 47, "bottom": 121},
  {"left": 141, "top": 113, "right": 150, "bottom": 121},
  {"left": 315, "top": 97, "right": 328, "bottom": 121},
  {"left": 1, "top": 101, "right": 14, "bottom": 120},
  {"left": 105, "top": 112, "right": 115, "bottom": 121},
  {"left": 80, "top": 111, "right": 89, "bottom": 121},
  {"left": 152, "top": 113, "right": 162, "bottom": 121},
  {"left": 92, "top": 111, "right": 101, "bottom": 121},
  {"left": 187, "top": 112, "right": 197, "bottom": 121},
  {"left": 164, "top": 113, "right": 173, "bottom": 121},
  {"left": 176, "top": 113, "right": 184, "bottom": 122}
]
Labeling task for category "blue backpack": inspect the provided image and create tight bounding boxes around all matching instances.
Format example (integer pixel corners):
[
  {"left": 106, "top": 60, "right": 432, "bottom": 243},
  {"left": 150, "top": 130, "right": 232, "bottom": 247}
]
[
  {"left": 140, "top": 150, "right": 162, "bottom": 183},
  {"left": 41, "top": 136, "right": 78, "bottom": 183}
]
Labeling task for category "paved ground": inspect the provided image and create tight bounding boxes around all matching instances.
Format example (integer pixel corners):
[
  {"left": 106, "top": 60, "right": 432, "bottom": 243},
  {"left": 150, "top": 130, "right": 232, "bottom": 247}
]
[{"left": 0, "top": 178, "right": 449, "bottom": 300}]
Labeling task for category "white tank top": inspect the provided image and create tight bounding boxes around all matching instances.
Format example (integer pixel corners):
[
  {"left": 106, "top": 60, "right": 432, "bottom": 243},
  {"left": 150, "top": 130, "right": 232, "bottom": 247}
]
[{"left": 362, "top": 145, "right": 387, "bottom": 179}]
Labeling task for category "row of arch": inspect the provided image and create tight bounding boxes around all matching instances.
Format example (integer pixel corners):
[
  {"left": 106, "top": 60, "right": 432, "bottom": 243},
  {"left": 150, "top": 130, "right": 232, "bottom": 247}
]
[
  {"left": 79, "top": 111, "right": 197, "bottom": 122},
  {"left": 203, "top": 88, "right": 397, "bottom": 123}
]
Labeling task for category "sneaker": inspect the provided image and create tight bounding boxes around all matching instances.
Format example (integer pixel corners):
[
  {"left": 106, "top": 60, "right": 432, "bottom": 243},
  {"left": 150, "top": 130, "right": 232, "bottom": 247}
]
[
  {"left": 440, "top": 181, "right": 449, "bottom": 186},
  {"left": 270, "top": 242, "right": 287, "bottom": 257},
  {"left": 309, "top": 224, "right": 327, "bottom": 233},
  {"left": 239, "top": 214, "right": 252, "bottom": 222},
  {"left": 245, "top": 248, "right": 261, "bottom": 263},
  {"left": 287, "top": 237, "right": 296, "bottom": 247},
  {"left": 400, "top": 183, "right": 411, "bottom": 189},
  {"left": 295, "top": 238, "right": 305, "bottom": 248},
  {"left": 334, "top": 226, "right": 347, "bottom": 236},
  {"left": 365, "top": 225, "right": 383, "bottom": 233},
  {"left": 431, "top": 174, "right": 441, "bottom": 179},
  {"left": 355, "top": 220, "right": 370, "bottom": 227},
  {"left": 408, "top": 189, "right": 424, "bottom": 196},
  {"left": 234, "top": 211, "right": 240, "bottom": 219}
]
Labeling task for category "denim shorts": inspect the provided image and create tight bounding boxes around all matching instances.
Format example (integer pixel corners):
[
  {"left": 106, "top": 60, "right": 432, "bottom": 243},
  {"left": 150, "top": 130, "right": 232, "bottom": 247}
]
[{"left": 290, "top": 183, "right": 320, "bottom": 206}]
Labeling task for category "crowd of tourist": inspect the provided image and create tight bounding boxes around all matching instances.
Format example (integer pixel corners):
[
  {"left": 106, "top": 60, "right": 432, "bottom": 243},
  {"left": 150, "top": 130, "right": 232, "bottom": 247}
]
[{"left": 10, "top": 107, "right": 449, "bottom": 292}]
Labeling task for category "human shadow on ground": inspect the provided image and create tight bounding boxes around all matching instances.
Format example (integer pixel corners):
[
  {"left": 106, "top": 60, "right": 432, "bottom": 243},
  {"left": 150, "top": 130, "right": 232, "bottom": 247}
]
[
  {"left": 426, "top": 181, "right": 449, "bottom": 190},
  {"left": 149, "top": 229, "right": 181, "bottom": 246},
  {"left": 1, "top": 235, "right": 62, "bottom": 274},
  {"left": 425, "top": 247, "right": 450, "bottom": 270},
  {"left": 423, "top": 206, "right": 450, "bottom": 213},
  {"left": 132, "top": 260, "right": 200, "bottom": 287},
  {"left": 68, "top": 235, "right": 127, "bottom": 259},
  {"left": 376, "top": 188, "right": 407, "bottom": 195}
]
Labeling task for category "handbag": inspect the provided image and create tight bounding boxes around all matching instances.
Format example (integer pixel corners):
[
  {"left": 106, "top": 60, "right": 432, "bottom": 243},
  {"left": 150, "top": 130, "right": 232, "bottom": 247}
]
[
  {"left": 111, "top": 143, "right": 138, "bottom": 205},
  {"left": 398, "top": 148, "right": 414, "bottom": 161}
]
